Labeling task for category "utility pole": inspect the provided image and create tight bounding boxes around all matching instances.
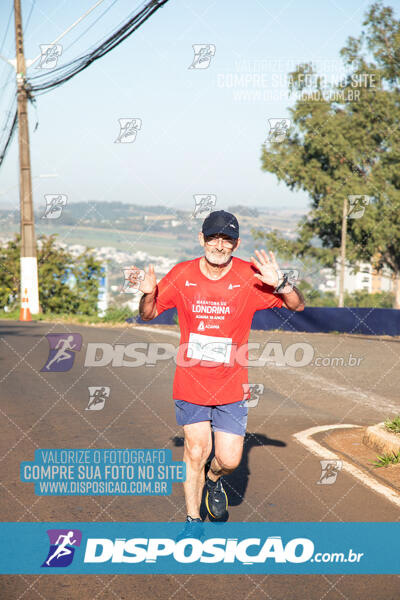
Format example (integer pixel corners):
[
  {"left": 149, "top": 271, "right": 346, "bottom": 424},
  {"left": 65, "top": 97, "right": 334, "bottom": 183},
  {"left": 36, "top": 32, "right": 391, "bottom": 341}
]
[
  {"left": 14, "top": 0, "right": 40, "bottom": 314},
  {"left": 338, "top": 196, "right": 348, "bottom": 308}
]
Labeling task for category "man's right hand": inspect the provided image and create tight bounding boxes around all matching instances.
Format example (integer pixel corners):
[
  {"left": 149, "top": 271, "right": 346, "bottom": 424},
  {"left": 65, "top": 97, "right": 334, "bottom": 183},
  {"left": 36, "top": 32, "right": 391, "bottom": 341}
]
[
  {"left": 137, "top": 264, "right": 158, "bottom": 321},
  {"left": 138, "top": 264, "right": 157, "bottom": 294}
]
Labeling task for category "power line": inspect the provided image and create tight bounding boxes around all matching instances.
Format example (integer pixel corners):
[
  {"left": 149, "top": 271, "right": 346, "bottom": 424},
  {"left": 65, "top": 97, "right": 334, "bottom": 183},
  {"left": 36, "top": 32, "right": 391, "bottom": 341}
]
[
  {"left": 62, "top": 0, "right": 119, "bottom": 55},
  {"left": 0, "top": 1, "right": 16, "bottom": 167},
  {"left": 24, "top": 0, "right": 36, "bottom": 32},
  {"left": 0, "top": 0, "right": 170, "bottom": 168},
  {"left": 28, "top": 0, "right": 169, "bottom": 95},
  {"left": 0, "top": 107, "right": 17, "bottom": 167},
  {"left": 0, "top": 95, "right": 16, "bottom": 146},
  {"left": 0, "top": 2, "right": 15, "bottom": 99},
  {"left": 0, "top": 0, "right": 33, "bottom": 96},
  {"left": 0, "top": 2, "right": 13, "bottom": 55},
  {"left": 65, "top": 0, "right": 151, "bottom": 57}
]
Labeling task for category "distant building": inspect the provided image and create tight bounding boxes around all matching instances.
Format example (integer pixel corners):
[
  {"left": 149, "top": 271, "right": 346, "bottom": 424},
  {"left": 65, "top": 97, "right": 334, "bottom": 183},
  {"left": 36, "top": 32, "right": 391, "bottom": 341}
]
[{"left": 319, "top": 261, "right": 394, "bottom": 295}]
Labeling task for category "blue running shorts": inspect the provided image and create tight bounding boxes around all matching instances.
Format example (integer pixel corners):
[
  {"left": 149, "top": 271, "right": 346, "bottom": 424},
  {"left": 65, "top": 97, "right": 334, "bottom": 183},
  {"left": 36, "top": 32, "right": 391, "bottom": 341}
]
[{"left": 174, "top": 399, "right": 248, "bottom": 437}]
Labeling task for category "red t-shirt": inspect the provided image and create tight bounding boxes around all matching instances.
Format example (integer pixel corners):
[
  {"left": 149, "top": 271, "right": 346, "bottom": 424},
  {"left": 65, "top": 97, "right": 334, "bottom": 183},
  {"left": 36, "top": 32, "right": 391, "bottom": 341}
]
[{"left": 154, "top": 256, "right": 283, "bottom": 406}]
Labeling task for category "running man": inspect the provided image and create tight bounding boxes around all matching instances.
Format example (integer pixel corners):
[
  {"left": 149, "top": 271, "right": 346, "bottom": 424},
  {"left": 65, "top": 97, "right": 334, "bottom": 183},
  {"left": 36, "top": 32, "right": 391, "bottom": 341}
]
[
  {"left": 45, "top": 531, "right": 77, "bottom": 566},
  {"left": 87, "top": 387, "right": 107, "bottom": 410},
  {"left": 45, "top": 335, "right": 77, "bottom": 371},
  {"left": 136, "top": 210, "right": 305, "bottom": 536}
]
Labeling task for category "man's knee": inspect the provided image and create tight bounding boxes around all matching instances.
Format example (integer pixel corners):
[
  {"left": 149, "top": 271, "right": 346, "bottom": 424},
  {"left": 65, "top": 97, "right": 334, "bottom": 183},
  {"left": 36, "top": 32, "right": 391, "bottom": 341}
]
[
  {"left": 214, "top": 453, "right": 241, "bottom": 472},
  {"left": 184, "top": 441, "right": 211, "bottom": 464}
]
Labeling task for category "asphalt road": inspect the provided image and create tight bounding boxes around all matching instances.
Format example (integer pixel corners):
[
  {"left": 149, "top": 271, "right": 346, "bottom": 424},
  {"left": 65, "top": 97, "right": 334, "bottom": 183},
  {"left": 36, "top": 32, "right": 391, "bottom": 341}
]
[{"left": 1, "top": 320, "right": 399, "bottom": 599}]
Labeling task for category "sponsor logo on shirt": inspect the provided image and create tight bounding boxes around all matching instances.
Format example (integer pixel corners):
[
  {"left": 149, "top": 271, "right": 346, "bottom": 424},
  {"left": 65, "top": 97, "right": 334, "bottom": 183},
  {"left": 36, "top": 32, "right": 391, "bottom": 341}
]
[
  {"left": 228, "top": 283, "right": 240, "bottom": 289},
  {"left": 185, "top": 280, "right": 197, "bottom": 287},
  {"left": 192, "top": 304, "right": 230, "bottom": 314},
  {"left": 197, "top": 320, "right": 219, "bottom": 331}
]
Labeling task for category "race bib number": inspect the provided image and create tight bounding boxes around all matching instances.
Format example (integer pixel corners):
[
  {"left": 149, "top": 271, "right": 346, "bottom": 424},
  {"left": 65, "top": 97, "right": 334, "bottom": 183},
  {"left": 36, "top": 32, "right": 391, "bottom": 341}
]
[{"left": 187, "top": 332, "right": 232, "bottom": 364}]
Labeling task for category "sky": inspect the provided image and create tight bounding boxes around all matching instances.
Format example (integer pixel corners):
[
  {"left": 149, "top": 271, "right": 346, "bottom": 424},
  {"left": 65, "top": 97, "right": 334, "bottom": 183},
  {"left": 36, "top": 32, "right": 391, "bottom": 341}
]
[{"left": 0, "top": 0, "right": 387, "bottom": 215}]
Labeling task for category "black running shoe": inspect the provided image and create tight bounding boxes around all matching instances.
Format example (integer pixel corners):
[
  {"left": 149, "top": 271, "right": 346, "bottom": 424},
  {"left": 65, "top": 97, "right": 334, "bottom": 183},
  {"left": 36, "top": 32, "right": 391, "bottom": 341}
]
[
  {"left": 205, "top": 477, "right": 228, "bottom": 519},
  {"left": 175, "top": 516, "right": 204, "bottom": 542}
]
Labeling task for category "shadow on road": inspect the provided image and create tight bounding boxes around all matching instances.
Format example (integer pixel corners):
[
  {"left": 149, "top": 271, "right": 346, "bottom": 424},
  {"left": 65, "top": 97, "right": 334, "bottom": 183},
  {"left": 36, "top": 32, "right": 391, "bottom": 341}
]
[{"left": 172, "top": 432, "right": 286, "bottom": 518}]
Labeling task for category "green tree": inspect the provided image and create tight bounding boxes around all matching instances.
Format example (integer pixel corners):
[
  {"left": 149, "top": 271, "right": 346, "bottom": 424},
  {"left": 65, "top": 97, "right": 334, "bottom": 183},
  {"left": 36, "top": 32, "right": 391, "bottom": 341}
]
[
  {"left": 258, "top": 2, "right": 400, "bottom": 308},
  {"left": 0, "top": 237, "right": 20, "bottom": 308},
  {"left": 73, "top": 251, "right": 103, "bottom": 316},
  {"left": 0, "top": 234, "right": 102, "bottom": 314}
]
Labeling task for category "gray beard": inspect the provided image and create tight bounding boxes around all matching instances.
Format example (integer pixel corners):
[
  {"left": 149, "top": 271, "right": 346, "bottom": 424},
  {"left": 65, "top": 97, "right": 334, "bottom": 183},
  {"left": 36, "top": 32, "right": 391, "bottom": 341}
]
[{"left": 204, "top": 253, "right": 232, "bottom": 268}]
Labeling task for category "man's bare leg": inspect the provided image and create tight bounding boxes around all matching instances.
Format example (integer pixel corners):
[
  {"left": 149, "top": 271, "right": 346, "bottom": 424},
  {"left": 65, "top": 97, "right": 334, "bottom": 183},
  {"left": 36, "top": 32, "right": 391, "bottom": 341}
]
[
  {"left": 182, "top": 421, "right": 212, "bottom": 518},
  {"left": 207, "top": 430, "right": 244, "bottom": 482}
]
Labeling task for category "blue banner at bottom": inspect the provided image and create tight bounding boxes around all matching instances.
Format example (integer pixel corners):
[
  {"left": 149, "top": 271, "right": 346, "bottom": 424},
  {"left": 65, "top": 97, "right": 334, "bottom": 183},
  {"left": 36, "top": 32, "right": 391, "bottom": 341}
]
[{"left": 0, "top": 522, "right": 398, "bottom": 574}]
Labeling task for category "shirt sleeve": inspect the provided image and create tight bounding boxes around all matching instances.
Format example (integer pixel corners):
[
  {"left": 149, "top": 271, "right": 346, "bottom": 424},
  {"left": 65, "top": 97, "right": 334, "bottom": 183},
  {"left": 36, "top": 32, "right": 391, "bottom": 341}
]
[
  {"left": 252, "top": 281, "right": 284, "bottom": 311},
  {"left": 155, "top": 267, "right": 179, "bottom": 315}
]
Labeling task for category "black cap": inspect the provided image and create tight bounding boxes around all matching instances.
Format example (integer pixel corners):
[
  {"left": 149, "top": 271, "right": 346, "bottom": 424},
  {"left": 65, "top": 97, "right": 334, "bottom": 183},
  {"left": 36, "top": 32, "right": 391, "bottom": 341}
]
[{"left": 202, "top": 210, "right": 239, "bottom": 239}]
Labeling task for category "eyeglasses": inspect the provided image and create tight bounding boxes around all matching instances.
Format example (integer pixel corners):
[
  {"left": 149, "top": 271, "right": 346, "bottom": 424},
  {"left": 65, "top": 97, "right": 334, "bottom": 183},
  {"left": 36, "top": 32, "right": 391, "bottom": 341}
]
[{"left": 205, "top": 235, "right": 236, "bottom": 248}]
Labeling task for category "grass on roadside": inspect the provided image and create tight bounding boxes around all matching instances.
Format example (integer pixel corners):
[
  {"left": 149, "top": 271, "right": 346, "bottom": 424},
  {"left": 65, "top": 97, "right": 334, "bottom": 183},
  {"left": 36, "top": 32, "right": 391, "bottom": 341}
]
[
  {"left": 384, "top": 416, "right": 400, "bottom": 434},
  {"left": 371, "top": 451, "right": 400, "bottom": 468},
  {"left": 0, "top": 307, "right": 138, "bottom": 326}
]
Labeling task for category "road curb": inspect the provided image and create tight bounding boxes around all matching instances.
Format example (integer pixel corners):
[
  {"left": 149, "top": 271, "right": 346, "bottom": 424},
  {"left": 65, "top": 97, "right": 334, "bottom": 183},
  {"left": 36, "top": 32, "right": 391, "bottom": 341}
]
[
  {"left": 294, "top": 424, "right": 400, "bottom": 508},
  {"left": 363, "top": 422, "right": 400, "bottom": 455}
]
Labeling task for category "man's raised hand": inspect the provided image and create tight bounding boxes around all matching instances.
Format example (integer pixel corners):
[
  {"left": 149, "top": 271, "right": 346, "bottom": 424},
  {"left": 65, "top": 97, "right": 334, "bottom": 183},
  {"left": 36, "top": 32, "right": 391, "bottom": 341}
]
[
  {"left": 138, "top": 263, "right": 157, "bottom": 294},
  {"left": 250, "top": 250, "right": 280, "bottom": 287}
]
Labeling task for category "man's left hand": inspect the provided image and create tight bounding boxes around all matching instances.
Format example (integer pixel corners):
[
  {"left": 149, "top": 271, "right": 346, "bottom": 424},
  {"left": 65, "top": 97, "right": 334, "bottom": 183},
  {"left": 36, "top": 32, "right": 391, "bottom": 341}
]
[{"left": 250, "top": 249, "right": 280, "bottom": 287}]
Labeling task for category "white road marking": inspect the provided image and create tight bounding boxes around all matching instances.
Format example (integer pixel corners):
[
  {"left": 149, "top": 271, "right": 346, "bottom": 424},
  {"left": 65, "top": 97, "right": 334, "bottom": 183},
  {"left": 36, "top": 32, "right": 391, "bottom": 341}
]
[{"left": 294, "top": 424, "right": 400, "bottom": 508}]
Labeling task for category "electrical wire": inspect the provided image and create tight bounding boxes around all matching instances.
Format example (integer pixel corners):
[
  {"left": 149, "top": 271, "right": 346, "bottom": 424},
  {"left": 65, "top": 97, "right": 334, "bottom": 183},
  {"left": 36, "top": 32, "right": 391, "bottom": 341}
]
[
  {"left": 62, "top": 0, "right": 119, "bottom": 55},
  {"left": 0, "top": 0, "right": 170, "bottom": 167},
  {"left": 0, "top": 2, "right": 13, "bottom": 55},
  {"left": 0, "top": 107, "right": 17, "bottom": 167},
  {"left": 28, "top": 0, "right": 169, "bottom": 95},
  {"left": 24, "top": 0, "right": 36, "bottom": 33}
]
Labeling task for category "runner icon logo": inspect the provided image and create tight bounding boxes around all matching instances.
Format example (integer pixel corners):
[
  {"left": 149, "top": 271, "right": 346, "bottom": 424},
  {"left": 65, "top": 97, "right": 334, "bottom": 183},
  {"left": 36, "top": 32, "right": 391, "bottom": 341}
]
[
  {"left": 37, "top": 44, "right": 63, "bottom": 69},
  {"left": 317, "top": 460, "right": 343, "bottom": 485},
  {"left": 347, "top": 195, "right": 371, "bottom": 219},
  {"left": 267, "top": 118, "right": 292, "bottom": 143},
  {"left": 188, "top": 44, "right": 216, "bottom": 70},
  {"left": 115, "top": 118, "right": 142, "bottom": 143},
  {"left": 122, "top": 267, "right": 145, "bottom": 293},
  {"left": 42, "top": 194, "right": 67, "bottom": 219},
  {"left": 86, "top": 386, "right": 110, "bottom": 411},
  {"left": 242, "top": 383, "right": 265, "bottom": 408},
  {"left": 41, "top": 334, "right": 82, "bottom": 372},
  {"left": 42, "top": 529, "right": 82, "bottom": 568},
  {"left": 192, "top": 194, "right": 217, "bottom": 219}
]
